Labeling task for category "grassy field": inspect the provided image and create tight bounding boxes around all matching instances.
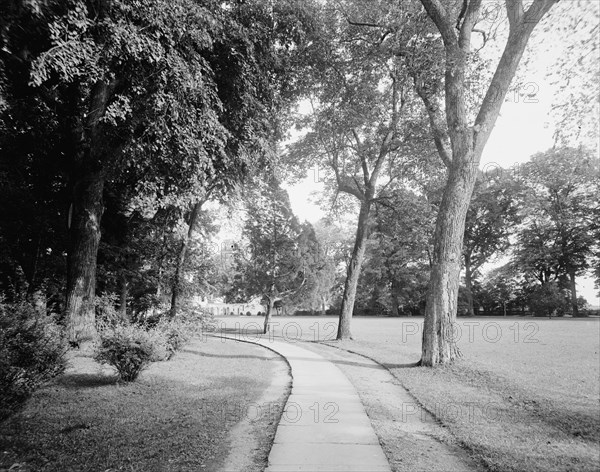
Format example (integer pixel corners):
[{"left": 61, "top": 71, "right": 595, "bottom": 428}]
[
  {"left": 2, "top": 316, "right": 597, "bottom": 471},
  {"left": 217, "top": 315, "right": 600, "bottom": 472},
  {"left": 0, "top": 337, "right": 288, "bottom": 472}
]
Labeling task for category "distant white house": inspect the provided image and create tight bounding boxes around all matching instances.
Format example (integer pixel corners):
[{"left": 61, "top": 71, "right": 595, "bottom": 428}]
[{"left": 192, "top": 295, "right": 264, "bottom": 316}]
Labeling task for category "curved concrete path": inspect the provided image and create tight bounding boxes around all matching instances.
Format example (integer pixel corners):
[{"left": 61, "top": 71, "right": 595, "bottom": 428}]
[{"left": 218, "top": 335, "right": 391, "bottom": 472}]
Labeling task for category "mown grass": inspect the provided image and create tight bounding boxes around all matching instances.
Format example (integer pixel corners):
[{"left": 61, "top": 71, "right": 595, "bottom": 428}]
[
  {"left": 0, "top": 336, "right": 285, "bottom": 472},
  {"left": 218, "top": 315, "right": 600, "bottom": 472}
]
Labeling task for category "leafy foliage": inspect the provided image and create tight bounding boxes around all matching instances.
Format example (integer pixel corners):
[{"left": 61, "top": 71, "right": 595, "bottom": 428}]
[
  {"left": 514, "top": 148, "right": 598, "bottom": 284},
  {"left": 0, "top": 299, "right": 67, "bottom": 420},
  {"left": 227, "top": 178, "right": 310, "bottom": 307},
  {"left": 527, "top": 282, "right": 569, "bottom": 317},
  {"left": 358, "top": 187, "right": 436, "bottom": 316},
  {"left": 94, "top": 324, "right": 159, "bottom": 381}
]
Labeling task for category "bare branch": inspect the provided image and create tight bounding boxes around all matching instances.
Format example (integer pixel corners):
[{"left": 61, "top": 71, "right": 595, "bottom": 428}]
[{"left": 347, "top": 19, "right": 385, "bottom": 28}]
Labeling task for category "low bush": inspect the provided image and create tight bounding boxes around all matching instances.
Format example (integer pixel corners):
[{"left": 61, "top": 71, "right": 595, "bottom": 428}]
[
  {"left": 0, "top": 299, "right": 67, "bottom": 420},
  {"left": 95, "top": 292, "right": 122, "bottom": 328},
  {"left": 154, "top": 319, "right": 190, "bottom": 359},
  {"left": 94, "top": 324, "right": 158, "bottom": 381},
  {"left": 94, "top": 303, "right": 215, "bottom": 380}
]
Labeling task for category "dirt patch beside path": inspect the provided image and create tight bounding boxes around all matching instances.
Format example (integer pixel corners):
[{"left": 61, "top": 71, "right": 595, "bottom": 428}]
[
  {"left": 299, "top": 341, "right": 485, "bottom": 472},
  {"left": 218, "top": 338, "right": 291, "bottom": 472}
]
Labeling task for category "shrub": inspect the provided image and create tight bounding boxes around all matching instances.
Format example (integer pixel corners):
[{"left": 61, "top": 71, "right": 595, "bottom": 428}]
[
  {"left": 94, "top": 324, "right": 159, "bottom": 381},
  {"left": 0, "top": 299, "right": 67, "bottom": 420},
  {"left": 155, "top": 318, "right": 195, "bottom": 358},
  {"left": 95, "top": 292, "right": 122, "bottom": 329}
]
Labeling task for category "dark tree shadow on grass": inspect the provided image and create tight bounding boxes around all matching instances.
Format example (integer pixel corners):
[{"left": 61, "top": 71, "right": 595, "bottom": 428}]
[{"left": 56, "top": 373, "right": 118, "bottom": 389}]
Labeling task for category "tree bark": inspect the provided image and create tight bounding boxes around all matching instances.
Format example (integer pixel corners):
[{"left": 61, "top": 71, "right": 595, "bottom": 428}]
[
  {"left": 170, "top": 201, "right": 203, "bottom": 319},
  {"left": 64, "top": 74, "right": 116, "bottom": 346},
  {"left": 337, "top": 200, "right": 371, "bottom": 340},
  {"left": 390, "top": 278, "right": 401, "bottom": 317},
  {"left": 422, "top": 160, "right": 477, "bottom": 365},
  {"left": 65, "top": 172, "right": 105, "bottom": 345},
  {"left": 263, "top": 296, "right": 275, "bottom": 334},
  {"left": 569, "top": 271, "right": 580, "bottom": 317},
  {"left": 464, "top": 254, "right": 475, "bottom": 317}
]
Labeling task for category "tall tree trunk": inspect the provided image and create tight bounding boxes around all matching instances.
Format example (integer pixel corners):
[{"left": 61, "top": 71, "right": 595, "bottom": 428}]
[
  {"left": 263, "top": 296, "right": 275, "bottom": 334},
  {"left": 65, "top": 76, "right": 114, "bottom": 346},
  {"left": 170, "top": 201, "right": 203, "bottom": 319},
  {"left": 390, "top": 278, "right": 401, "bottom": 317},
  {"left": 569, "top": 271, "right": 580, "bottom": 317},
  {"left": 320, "top": 295, "right": 326, "bottom": 316},
  {"left": 418, "top": 0, "right": 557, "bottom": 366},
  {"left": 337, "top": 200, "right": 370, "bottom": 340},
  {"left": 464, "top": 254, "right": 475, "bottom": 317},
  {"left": 65, "top": 172, "right": 105, "bottom": 345},
  {"left": 421, "top": 159, "right": 478, "bottom": 365}
]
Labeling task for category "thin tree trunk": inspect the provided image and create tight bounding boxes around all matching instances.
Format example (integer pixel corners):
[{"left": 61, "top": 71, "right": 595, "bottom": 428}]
[
  {"left": 263, "top": 296, "right": 275, "bottom": 334},
  {"left": 569, "top": 271, "right": 580, "bottom": 317},
  {"left": 464, "top": 254, "right": 475, "bottom": 317},
  {"left": 390, "top": 278, "right": 401, "bottom": 317},
  {"left": 170, "top": 201, "right": 203, "bottom": 319},
  {"left": 65, "top": 172, "right": 105, "bottom": 345},
  {"left": 337, "top": 200, "right": 371, "bottom": 340}
]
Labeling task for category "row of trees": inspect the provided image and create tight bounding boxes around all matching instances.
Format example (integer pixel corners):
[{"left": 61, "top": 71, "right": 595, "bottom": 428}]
[
  {"left": 1, "top": 0, "right": 596, "bottom": 366},
  {"left": 279, "top": 0, "right": 568, "bottom": 364},
  {"left": 221, "top": 143, "right": 597, "bottom": 331},
  {"left": 0, "top": 0, "right": 317, "bottom": 344},
  {"left": 352, "top": 148, "right": 599, "bottom": 319}
]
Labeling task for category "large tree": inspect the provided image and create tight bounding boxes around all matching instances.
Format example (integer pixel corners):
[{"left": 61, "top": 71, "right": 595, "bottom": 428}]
[
  {"left": 412, "top": 0, "right": 558, "bottom": 364},
  {"left": 514, "top": 147, "right": 599, "bottom": 316},
  {"left": 228, "top": 179, "right": 310, "bottom": 333},
  {"left": 359, "top": 187, "right": 436, "bottom": 316},
  {"left": 287, "top": 0, "right": 433, "bottom": 338},
  {"left": 462, "top": 173, "right": 522, "bottom": 316},
  {"left": 1, "top": 0, "right": 314, "bottom": 344}
]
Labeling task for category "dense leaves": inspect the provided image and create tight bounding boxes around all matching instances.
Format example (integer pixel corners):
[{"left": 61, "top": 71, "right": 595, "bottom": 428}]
[{"left": 0, "top": 299, "right": 67, "bottom": 420}]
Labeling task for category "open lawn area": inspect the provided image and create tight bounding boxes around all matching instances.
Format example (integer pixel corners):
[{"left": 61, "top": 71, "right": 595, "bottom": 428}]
[
  {"left": 2, "top": 316, "right": 598, "bottom": 472},
  {"left": 0, "top": 337, "right": 288, "bottom": 472},
  {"left": 218, "top": 315, "right": 600, "bottom": 472}
]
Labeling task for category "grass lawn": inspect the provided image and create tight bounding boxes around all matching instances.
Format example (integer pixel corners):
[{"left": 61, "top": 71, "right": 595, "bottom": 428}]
[
  {"left": 0, "top": 336, "right": 288, "bottom": 472},
  {"left": 218, "top": 315, "right": 600, "bottom": 472}
]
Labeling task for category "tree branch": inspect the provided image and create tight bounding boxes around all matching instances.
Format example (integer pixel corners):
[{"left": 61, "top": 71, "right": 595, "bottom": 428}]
[
  {"left": 458, "top": 0, "right": 483, "bottom": 51},
  {"left": 420, "top": 0, "right": 458, "bottom": 47},
  {"left": 415, "top": 84, "right": 452, "bottom": 168},
  {"left": 474, "top": 0, "right": 558, "bottom": 154},
  {"left": 506, "top": 0, "right": 525, "bottom": 28}
]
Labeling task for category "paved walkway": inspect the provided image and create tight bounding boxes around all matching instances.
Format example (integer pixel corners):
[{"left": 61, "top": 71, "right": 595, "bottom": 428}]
[{"left": 218, "top": 335, "right": 391, "bottom": 472}]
